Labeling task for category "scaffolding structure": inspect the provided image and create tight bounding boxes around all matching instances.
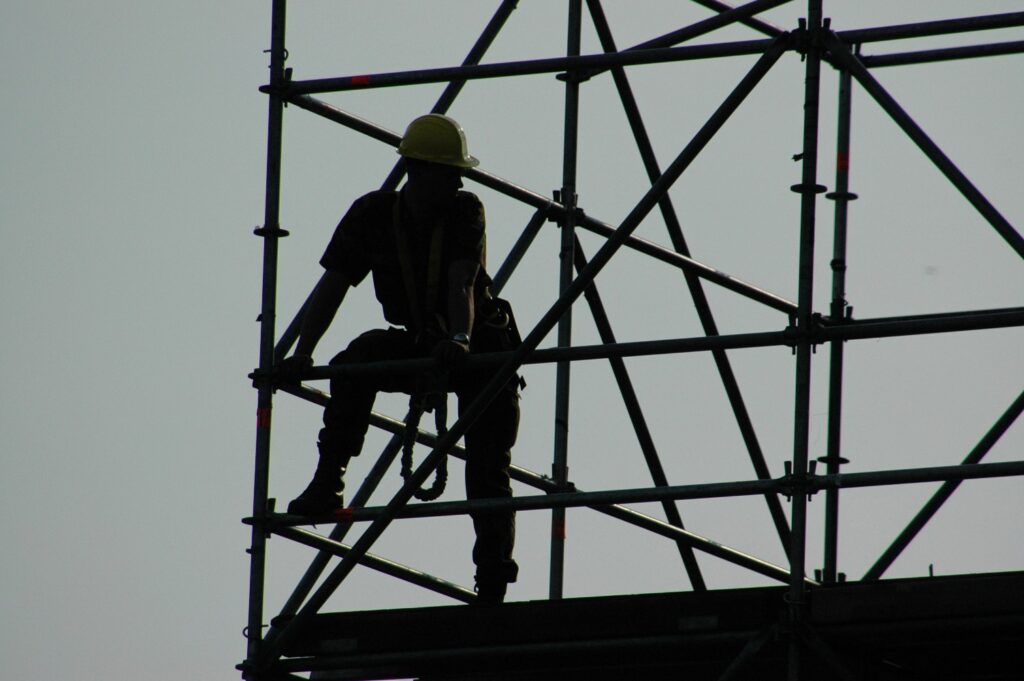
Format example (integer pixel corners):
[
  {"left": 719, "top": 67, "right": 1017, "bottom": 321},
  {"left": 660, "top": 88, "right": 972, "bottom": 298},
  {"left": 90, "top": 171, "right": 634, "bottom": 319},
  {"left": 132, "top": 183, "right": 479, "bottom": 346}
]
[{"left": 244, "top": 2, "right": 1024, "bottom": 679}]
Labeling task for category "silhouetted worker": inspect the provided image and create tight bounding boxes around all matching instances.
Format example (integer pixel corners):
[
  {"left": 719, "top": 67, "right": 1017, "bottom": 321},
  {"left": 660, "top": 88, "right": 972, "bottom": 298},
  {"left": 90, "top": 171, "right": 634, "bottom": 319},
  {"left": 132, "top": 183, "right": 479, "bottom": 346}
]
[{"left": 278, "top": 114, "right": 521, "bottom": 603}]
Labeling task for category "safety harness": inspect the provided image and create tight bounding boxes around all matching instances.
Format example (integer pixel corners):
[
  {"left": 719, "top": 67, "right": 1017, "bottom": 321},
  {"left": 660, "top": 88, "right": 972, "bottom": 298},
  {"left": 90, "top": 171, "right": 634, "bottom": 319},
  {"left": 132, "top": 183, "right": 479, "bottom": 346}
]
[{"left": 393, "top": 197, "right": 451, "bottom": 501}]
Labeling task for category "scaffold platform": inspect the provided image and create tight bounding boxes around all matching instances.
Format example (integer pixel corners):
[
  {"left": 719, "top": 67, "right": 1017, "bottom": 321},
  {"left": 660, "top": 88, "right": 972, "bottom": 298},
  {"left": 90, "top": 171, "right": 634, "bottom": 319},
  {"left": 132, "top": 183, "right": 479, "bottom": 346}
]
[{"left": 270, "top": 571, "right": 1024, "bottom": 680}]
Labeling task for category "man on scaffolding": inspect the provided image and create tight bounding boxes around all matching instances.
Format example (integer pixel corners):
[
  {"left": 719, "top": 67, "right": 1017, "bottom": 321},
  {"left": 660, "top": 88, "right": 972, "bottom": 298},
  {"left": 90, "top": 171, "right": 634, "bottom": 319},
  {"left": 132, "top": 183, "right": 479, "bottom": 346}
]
[{"left": 278, "top": 114, "right": 521, "bottom": 604}]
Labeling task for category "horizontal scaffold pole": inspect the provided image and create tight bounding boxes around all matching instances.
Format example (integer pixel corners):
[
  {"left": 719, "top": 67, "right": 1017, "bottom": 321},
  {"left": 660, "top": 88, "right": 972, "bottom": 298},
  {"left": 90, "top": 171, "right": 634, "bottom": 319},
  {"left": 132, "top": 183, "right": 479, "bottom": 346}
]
[
  {"left": 267, "top": 39, "right": 777, "bottom": 96},
  {"left": 269, "top": 459, "right": 1024, "bottom": 522},
  {"left": 816, "top": 306, "right": 1024, "bottom": 341},
  {"left": 305, "top": 330, "right": 789, "bottom": 379},
  {"left": 268, "top": 307, "right": 1023, "bottom": 381},
  {"left": 861, "top": 40, "right": 1024, "bottom": 68},
  {"left": 837, "top": 11, "right": 1024, "bottom": 45}
]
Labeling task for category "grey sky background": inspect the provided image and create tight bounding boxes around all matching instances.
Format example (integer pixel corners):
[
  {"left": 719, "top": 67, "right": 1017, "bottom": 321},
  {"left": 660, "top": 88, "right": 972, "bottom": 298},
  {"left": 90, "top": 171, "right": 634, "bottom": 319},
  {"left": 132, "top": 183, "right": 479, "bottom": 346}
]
[{"left": 2, "top": 2, "right": 1022, "bottom": 679}]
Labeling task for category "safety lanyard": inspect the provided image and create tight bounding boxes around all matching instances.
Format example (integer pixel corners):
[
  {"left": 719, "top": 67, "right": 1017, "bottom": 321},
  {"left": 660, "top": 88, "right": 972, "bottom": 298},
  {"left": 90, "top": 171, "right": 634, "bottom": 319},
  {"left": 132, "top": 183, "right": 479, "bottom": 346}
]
[{"left": 393, "top": 197, "right": 445, "bottom": 335}]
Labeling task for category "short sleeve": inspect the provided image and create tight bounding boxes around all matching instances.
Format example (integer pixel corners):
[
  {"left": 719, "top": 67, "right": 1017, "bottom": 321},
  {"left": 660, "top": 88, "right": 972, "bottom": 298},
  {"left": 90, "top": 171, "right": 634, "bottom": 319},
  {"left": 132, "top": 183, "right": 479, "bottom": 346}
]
[{"left": 319, "top": 194, "right": 376, "bottom": 285}]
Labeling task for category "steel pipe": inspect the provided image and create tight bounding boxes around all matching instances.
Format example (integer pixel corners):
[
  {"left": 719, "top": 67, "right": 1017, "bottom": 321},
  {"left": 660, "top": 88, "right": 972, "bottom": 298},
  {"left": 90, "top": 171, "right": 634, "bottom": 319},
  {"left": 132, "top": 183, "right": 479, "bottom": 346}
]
[
  {"left": 271, "top": 40, "right": 777, "bottom": 96},
  {"left": 822, "top": 63, "right": 855, "bottom": 584},
  {"left": 247, "top": 0, "right": 288, "bottom": 664},
  {"left": 265, "top": 459, "right": 1024, "bottom": 521},
  {"left": 861, "top": 40, "right": 1024, "bottom": 68},
  {"left": 273, "top": 526, "right": 475, "bottom": 603},
  {"left": 838, "top": 11, "right": 1024, "bottom": 45}
]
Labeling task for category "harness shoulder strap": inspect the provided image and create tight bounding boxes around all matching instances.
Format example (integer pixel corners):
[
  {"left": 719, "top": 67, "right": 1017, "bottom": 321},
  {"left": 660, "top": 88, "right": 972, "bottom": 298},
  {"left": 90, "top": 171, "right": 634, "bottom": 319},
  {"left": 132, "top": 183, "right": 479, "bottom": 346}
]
[{"left": 392, "top": 197, "right": 445, "bottom": 335}]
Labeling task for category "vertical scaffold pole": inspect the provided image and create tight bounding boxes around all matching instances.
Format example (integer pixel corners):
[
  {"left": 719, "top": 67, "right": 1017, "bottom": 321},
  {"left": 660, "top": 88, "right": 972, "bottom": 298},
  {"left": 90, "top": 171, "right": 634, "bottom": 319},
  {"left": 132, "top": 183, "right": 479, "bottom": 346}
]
[
  {"left": 789, "top": 2, "right": 824, "bottom": 678},
  {"left": 822, "top": 57, "right": 856, "bottom": 584},
  {"left": 550, "top": 0, "right": 582, "bottom": 600},
  {"left": 246, "top": 0, "right": 287, "bottom": 669}
]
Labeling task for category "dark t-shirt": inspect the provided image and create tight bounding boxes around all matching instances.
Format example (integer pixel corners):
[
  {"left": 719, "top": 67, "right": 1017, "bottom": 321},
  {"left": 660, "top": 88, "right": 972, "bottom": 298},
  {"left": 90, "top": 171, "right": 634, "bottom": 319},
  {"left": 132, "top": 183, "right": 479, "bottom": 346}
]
[{"left": 320, "top": 189, "right": 486, "bottom": 329}]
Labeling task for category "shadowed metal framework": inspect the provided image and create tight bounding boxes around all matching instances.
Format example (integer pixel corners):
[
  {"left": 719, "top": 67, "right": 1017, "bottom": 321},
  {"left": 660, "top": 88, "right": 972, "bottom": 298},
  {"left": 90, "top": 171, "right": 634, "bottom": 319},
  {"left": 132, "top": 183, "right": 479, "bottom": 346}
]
[{"left": 244, "top": 2, "right": 1024, "bottom": 679}]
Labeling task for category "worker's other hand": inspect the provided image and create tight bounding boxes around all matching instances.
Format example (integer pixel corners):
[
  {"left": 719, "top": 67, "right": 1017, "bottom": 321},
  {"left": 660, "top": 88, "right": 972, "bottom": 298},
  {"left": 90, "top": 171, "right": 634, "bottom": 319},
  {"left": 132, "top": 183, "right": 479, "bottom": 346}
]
[
  {"left": 432, "top": 338, "right": 470, "bottom": 371},
  {"left": 277, "top": 354, "right": 313, "bottom": 382}
]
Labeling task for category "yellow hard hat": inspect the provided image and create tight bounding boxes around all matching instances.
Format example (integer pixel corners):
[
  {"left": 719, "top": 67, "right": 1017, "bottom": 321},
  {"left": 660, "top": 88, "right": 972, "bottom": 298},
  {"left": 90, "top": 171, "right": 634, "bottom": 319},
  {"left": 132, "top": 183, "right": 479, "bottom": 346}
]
[{"left": 397, "top": 114, "right": 479, "bottom": 168}]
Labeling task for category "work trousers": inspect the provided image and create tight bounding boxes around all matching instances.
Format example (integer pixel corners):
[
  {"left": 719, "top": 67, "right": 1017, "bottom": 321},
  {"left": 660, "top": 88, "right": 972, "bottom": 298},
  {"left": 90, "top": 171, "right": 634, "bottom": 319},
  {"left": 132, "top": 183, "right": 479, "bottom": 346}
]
[{"left": 321, "top": 327, "right": 520, "bottom": 584}]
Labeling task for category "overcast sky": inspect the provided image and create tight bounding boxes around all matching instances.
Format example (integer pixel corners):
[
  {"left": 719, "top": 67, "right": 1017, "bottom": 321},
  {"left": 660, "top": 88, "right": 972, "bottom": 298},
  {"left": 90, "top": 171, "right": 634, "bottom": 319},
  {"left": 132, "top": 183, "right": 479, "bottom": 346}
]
[{"left": 2, "top": 2, "right": 1022, "bottom": 679}]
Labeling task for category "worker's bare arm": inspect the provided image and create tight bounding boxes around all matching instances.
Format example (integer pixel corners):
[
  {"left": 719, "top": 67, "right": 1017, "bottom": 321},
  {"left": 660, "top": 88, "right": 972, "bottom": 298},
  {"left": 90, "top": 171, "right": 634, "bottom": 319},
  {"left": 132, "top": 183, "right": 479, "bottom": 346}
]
[
  {"left": 295, "top": 269, "right": 351, "bottom": 359},
  {"left": 447, "top": 258, "right": 479, "bottom": 339}
]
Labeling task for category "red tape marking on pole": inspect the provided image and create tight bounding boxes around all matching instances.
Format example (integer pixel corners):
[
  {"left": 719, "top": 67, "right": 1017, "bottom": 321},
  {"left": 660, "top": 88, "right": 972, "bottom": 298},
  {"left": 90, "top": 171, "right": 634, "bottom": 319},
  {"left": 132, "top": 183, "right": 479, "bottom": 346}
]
[
  {"left": 351, "top": 75, "right": 371, "bottom": 86},
  {"left": 837, "top": 152, "right": 850, "bottom": 172},
  {"left": 553, "top": 520, "right": 567, "bottom": 540},
  {"left": 257, "top": 407, "right": 271, "bottom": 429}
]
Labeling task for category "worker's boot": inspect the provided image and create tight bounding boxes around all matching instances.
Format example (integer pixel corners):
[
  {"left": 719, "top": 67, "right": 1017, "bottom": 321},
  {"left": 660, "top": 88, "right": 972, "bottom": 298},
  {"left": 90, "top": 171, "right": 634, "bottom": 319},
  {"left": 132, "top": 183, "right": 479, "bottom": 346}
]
[
  {"left": 287, "top": 445, "right": 350, "bottom": 516},
  {"left": 473, "top": 577, "right": 508, "bottom": 605}
]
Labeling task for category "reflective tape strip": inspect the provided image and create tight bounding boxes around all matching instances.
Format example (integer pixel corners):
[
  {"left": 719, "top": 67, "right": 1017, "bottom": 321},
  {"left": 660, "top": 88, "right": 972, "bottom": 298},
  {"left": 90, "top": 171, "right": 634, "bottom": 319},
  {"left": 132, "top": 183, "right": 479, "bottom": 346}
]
[{"left": 351, "top": 75, "right": 371, "bottom": 86}]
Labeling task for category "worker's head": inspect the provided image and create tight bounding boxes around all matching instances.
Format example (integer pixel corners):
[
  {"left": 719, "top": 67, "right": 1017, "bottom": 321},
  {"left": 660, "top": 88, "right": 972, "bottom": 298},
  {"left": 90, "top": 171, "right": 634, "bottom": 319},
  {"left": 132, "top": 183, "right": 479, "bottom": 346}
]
[{"left": 399, "top": 114, "right": 477, "bottom": 213}]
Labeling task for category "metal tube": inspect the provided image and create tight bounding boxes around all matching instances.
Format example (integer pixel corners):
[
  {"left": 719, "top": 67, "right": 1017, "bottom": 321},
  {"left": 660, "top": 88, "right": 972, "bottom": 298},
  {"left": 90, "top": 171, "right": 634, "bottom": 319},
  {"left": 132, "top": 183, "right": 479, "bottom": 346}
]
[
  {"left": 838, "top": 11, "right": 1024, "bottom": 45},
  {"left": 822, "top": 62, "right": 855, "bottom": 584},
  {"left": 788, "top": 5, "right": 824, "bottom": 678},
  {"left": 299, "top": 330, "right": 789, "bottom": 380},
  {"left": 863, "top": 389, "right": 1024, "bottom": 581},
  {"left": 258, "top": 42, "right": 787, "bottom": 665},
  {"left": 816, "top": 307, "right": 1024, "bottom": 341},
  {"left": 574, "top": 236, "right": 707, "bottom": 590},
  {"left": 264, "top": 459, "right": 1024, "bottom": 521},
  {"left": 273, "top": 526, "right": 475, "bottom": 603},
  {"left": 823, "top": 459, "right": 1024, "bottom": 490},
  {"left": 860, "top": 40, "right": 1024, "bottom": 68},
  {"left": 588, "top": 0, "right": 792, "bottom": 551},
  {"left": 824, "top": 32, "right": 1024, "bottom": 260},
  {"left": 285, "top": 94, "right": 799, "bottom": 315},
  {"left": 272, "top": 39, "right": 777, "bottom": 96},
  {"left": 549, "top": 0, "right": 582, "bottom": 600},
  {"left": 575, "top": 216, "right": 799, "bottom": 314},
  {"left": 272, "top": 307, "right": 1023, "bottom": 384},
  {"left": 247, "top": 0, "right": 287, "bottom": 665},
  {"left": 490, "top": 208, "right": 548, "bottom": 294}
]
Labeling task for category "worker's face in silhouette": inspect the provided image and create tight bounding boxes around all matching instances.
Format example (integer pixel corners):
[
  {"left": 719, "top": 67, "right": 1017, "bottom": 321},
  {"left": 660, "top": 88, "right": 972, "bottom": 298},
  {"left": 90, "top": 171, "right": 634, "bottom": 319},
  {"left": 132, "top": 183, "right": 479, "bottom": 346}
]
[{"left": 404, "top": 159, "right": 464, "bottom": 216}]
